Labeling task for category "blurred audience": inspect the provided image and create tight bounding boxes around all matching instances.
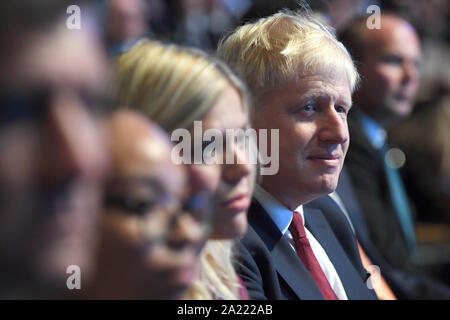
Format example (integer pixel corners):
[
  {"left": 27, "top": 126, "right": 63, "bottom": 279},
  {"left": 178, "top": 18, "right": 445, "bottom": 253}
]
[
  {"left": 240, "top": 0, "right": 366, "bottom": 31},
  {"left": 381, "top": 0, "right": 450, "bottom": 108},
  {"left": 388, "top": 93, "right": 450, "bottom": 286},
  {"left": 340, "top": 13, "right": 421, "bottom": 267},
  {"left": 0, "top": 0, "right": 109, "bottom": 298},
  {"left": 339, "top": 13, "right": 450, "bottom": 297},
  {"left": 113, "top": 40, "right": 253, "bottom": 299},
  {"left": 90, "top": 110, "right": 206, "bottom": 299},
  {"left": 383, "top": 0, "right": 450, "bottom": 230},
  {"left": 173, "top": 0, "right": 235, "bottom": 52},
  {"left": 371, "top": 0, "right": 450, "bottom": 286},
  {"left": 390, "top": 98, "right": 450, "bottom": 227},
  {"left": 105, "top": 0, "right": 150, "bottom": 56}
]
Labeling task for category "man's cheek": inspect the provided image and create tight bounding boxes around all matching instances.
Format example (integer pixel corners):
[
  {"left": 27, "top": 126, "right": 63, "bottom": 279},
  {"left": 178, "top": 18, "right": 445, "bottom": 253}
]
[{"left": 377, "top": 67, "right": 401, "bottom": 88}]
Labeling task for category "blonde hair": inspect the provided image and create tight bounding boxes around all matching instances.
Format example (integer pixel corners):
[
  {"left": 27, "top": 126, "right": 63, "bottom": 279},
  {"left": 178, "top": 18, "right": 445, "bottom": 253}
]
[
  {"left": 217, "top": 10, "right": 359, "bottom": 111},
  {"left": 113, "top": 39, "right": 249, "bottom": 133},
  {"left": 187, "top": 240, "right": 241, "bottom": 300},
  {"left": 113, "top": 40, "right": 249, "bottom": 300}
]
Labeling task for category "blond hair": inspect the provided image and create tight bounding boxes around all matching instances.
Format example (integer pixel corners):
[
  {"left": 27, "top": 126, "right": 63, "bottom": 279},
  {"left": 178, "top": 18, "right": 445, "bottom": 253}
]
[
  {"left": 113, "top": 40, "right": 249, "bottom": 300},
  {"left": 113, "top": 39, "right": 248, "bottom": 133},
  {"left": 217, "top": 10, "right": 359, "bottom": 112},
  {"left": 187, "top": 240, "right": 241, "bottom": 300}
]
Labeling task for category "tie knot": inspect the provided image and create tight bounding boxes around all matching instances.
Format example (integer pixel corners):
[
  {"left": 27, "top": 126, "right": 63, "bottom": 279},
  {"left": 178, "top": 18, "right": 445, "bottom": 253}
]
[{"left": 289, "top": 211, "right": 307, "bottom": 240}]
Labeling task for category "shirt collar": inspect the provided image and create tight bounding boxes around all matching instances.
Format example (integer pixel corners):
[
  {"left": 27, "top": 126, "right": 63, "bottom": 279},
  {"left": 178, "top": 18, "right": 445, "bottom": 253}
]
[
  {"left": 356, "top": 111, "right": 387, "bottom": 149},
  {"left": 253, "top": 185, "right": 304, "bottom": 235}
]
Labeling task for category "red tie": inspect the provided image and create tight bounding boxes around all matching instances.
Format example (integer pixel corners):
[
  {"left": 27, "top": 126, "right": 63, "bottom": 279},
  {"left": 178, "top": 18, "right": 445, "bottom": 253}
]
[{"left": 288, "top": 211, "right": 338, "bottom": 300}]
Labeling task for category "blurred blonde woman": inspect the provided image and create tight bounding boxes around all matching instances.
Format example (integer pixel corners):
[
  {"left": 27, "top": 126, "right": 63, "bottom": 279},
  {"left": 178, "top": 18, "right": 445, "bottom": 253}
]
[{"left": 113, "top": 40, "right": 254, "bottom": 299}]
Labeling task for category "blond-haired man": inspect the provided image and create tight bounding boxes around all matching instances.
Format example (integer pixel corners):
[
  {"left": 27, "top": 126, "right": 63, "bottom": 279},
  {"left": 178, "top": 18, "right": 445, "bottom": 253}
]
[{"left": 218, "top": 11, "right": 376, "bottom": 300}]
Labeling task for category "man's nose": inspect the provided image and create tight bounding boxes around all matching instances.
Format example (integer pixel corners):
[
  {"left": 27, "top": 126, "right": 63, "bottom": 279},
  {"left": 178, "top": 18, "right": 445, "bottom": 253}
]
[
  {"left": 402, "top": 60, "right": 419, "bottom": 86},
  {"left": 46, "top": 93, "right": 108, "bottom": 182},
  {"left": 318, "top": 107, "right": 349, "bottom": 145}
]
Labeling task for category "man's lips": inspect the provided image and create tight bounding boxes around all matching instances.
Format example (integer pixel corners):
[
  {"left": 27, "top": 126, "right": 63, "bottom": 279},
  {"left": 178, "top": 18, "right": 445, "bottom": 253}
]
[
  {"left": 221, "top": 193, "right": 251, "bottom": 212},
  {"left": 308, "top": 153, "right": 340, "bottom": 160},
  {"left": 307, "top": 154, "right": 341, "bottom": 167},
  {"left": 395, "top": 94, "right": 412, "bottom": 101},
  {"left": 395, "top": 89, "right": 416, "bottom": 101}
]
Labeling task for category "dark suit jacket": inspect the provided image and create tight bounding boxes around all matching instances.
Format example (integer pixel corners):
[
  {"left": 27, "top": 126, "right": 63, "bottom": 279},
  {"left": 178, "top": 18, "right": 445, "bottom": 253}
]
[
  {"left": 345, "top": 110, "right": 414, "bottom": 272},
  {"left": 236, "top": 198, "right": 377, "bottom": 300},
  {"left": 335, "top": 166, "right": 450, "bottom": 299}
]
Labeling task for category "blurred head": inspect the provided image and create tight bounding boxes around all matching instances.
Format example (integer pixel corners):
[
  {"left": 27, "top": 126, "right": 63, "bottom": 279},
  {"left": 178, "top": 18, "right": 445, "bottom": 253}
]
[
  {"left": 97, "top": 110, "right": 203, "bottom": 299},
  {"left": 0, "top": 2, "right": 108, "bottom": 298},
  {"left": 339, "top": 14, "right": 421, "bottom": 128},
  {"left": 218, "top": 11, "right": 357, "bottom": 208},
  {"left": 114, "top": 41, "right": 252, "bottom": 239},
  {"left": 105, "top": 0, "right": 148, "bottom": 47},
  {"left": 324, "top": 0, "right": 363, "bottom": 30}
]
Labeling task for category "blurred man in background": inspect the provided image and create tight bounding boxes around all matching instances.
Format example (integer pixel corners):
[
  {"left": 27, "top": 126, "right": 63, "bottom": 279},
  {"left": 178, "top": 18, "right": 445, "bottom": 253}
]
[
  {"left": 105, "top": 0, "right": 150, "bottom": 56},
  {"left": 340, "top": 13, "right": 421, "bottom": 270},
  {"left": 339, "top": 13, "right": 450, "bottom": 298},
  {"left": 0, "top": 0, "right": 109, "bottom": 298}
]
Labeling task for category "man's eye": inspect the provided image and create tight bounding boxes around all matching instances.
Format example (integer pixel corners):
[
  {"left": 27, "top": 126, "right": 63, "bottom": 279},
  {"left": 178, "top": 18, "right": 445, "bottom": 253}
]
[
  {"left": 298, "top": 104, "right": 316, "bottom": 116},
  {"left": 335, "top": 106, "right": 347, "bottom": 113},
  {"left": 381, "top": 55, "right": 402, "bottom": 65},
  {"left": 302, "top": 104, "right": 315, "bottom": 111}
]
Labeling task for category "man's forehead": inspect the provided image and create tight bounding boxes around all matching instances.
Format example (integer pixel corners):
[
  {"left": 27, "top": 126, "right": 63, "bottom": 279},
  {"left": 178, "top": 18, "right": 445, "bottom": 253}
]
[
  {"left": 365, "top": 16, "right": 419, "bottom": 48},
  {"left": 260, "top": 74, "right": 352, "bottom": 109},
  {"left": 287, "top": 72, "right": 351, "bottom": 99}
]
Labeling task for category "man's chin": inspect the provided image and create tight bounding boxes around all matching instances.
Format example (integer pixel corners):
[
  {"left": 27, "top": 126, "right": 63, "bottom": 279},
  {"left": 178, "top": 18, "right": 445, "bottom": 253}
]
[
  {"left": 312, "top": 175, "right": 339, "bottom": 197},
  {"left": 389, "top": 101, "right": 414, "bottom": 119}
]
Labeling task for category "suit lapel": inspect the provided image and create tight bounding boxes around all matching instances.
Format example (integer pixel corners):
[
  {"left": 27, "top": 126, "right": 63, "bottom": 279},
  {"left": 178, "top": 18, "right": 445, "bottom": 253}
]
[
  {"left": 248, "top": 200, "right": 324, "bottom": 300},
  {"left": 304, "top": 207, "right": 375, "bottom": 299}
]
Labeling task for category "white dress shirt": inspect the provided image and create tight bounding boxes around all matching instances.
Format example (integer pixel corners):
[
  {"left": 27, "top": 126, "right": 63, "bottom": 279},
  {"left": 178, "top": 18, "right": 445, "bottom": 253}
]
[{"left": 253, "top": 185, "right": 348, "bottom": 300}]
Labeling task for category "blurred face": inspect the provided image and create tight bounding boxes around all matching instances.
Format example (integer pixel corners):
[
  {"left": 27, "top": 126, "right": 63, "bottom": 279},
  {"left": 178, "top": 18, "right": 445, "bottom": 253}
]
[
  {"left": 100, "top": 111, "right": 204, "bottom": 299},
  {"left": 356, "top": 17, "right": 421, "bottom": 128},
  {"left": 326, "top": 0, "right": 361, "bottom": 29},
  {"left": 254, "top": 72, "right": 352, "bottom": 209},
  {"left": 106, "top": 0, "right": 147, "bottom": 45},
  {"left": 200, "top": 87, "right": 251, "bottom": 239},
  {"left": 0, "top": 24, "right": 108, "bottom": 297}
]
